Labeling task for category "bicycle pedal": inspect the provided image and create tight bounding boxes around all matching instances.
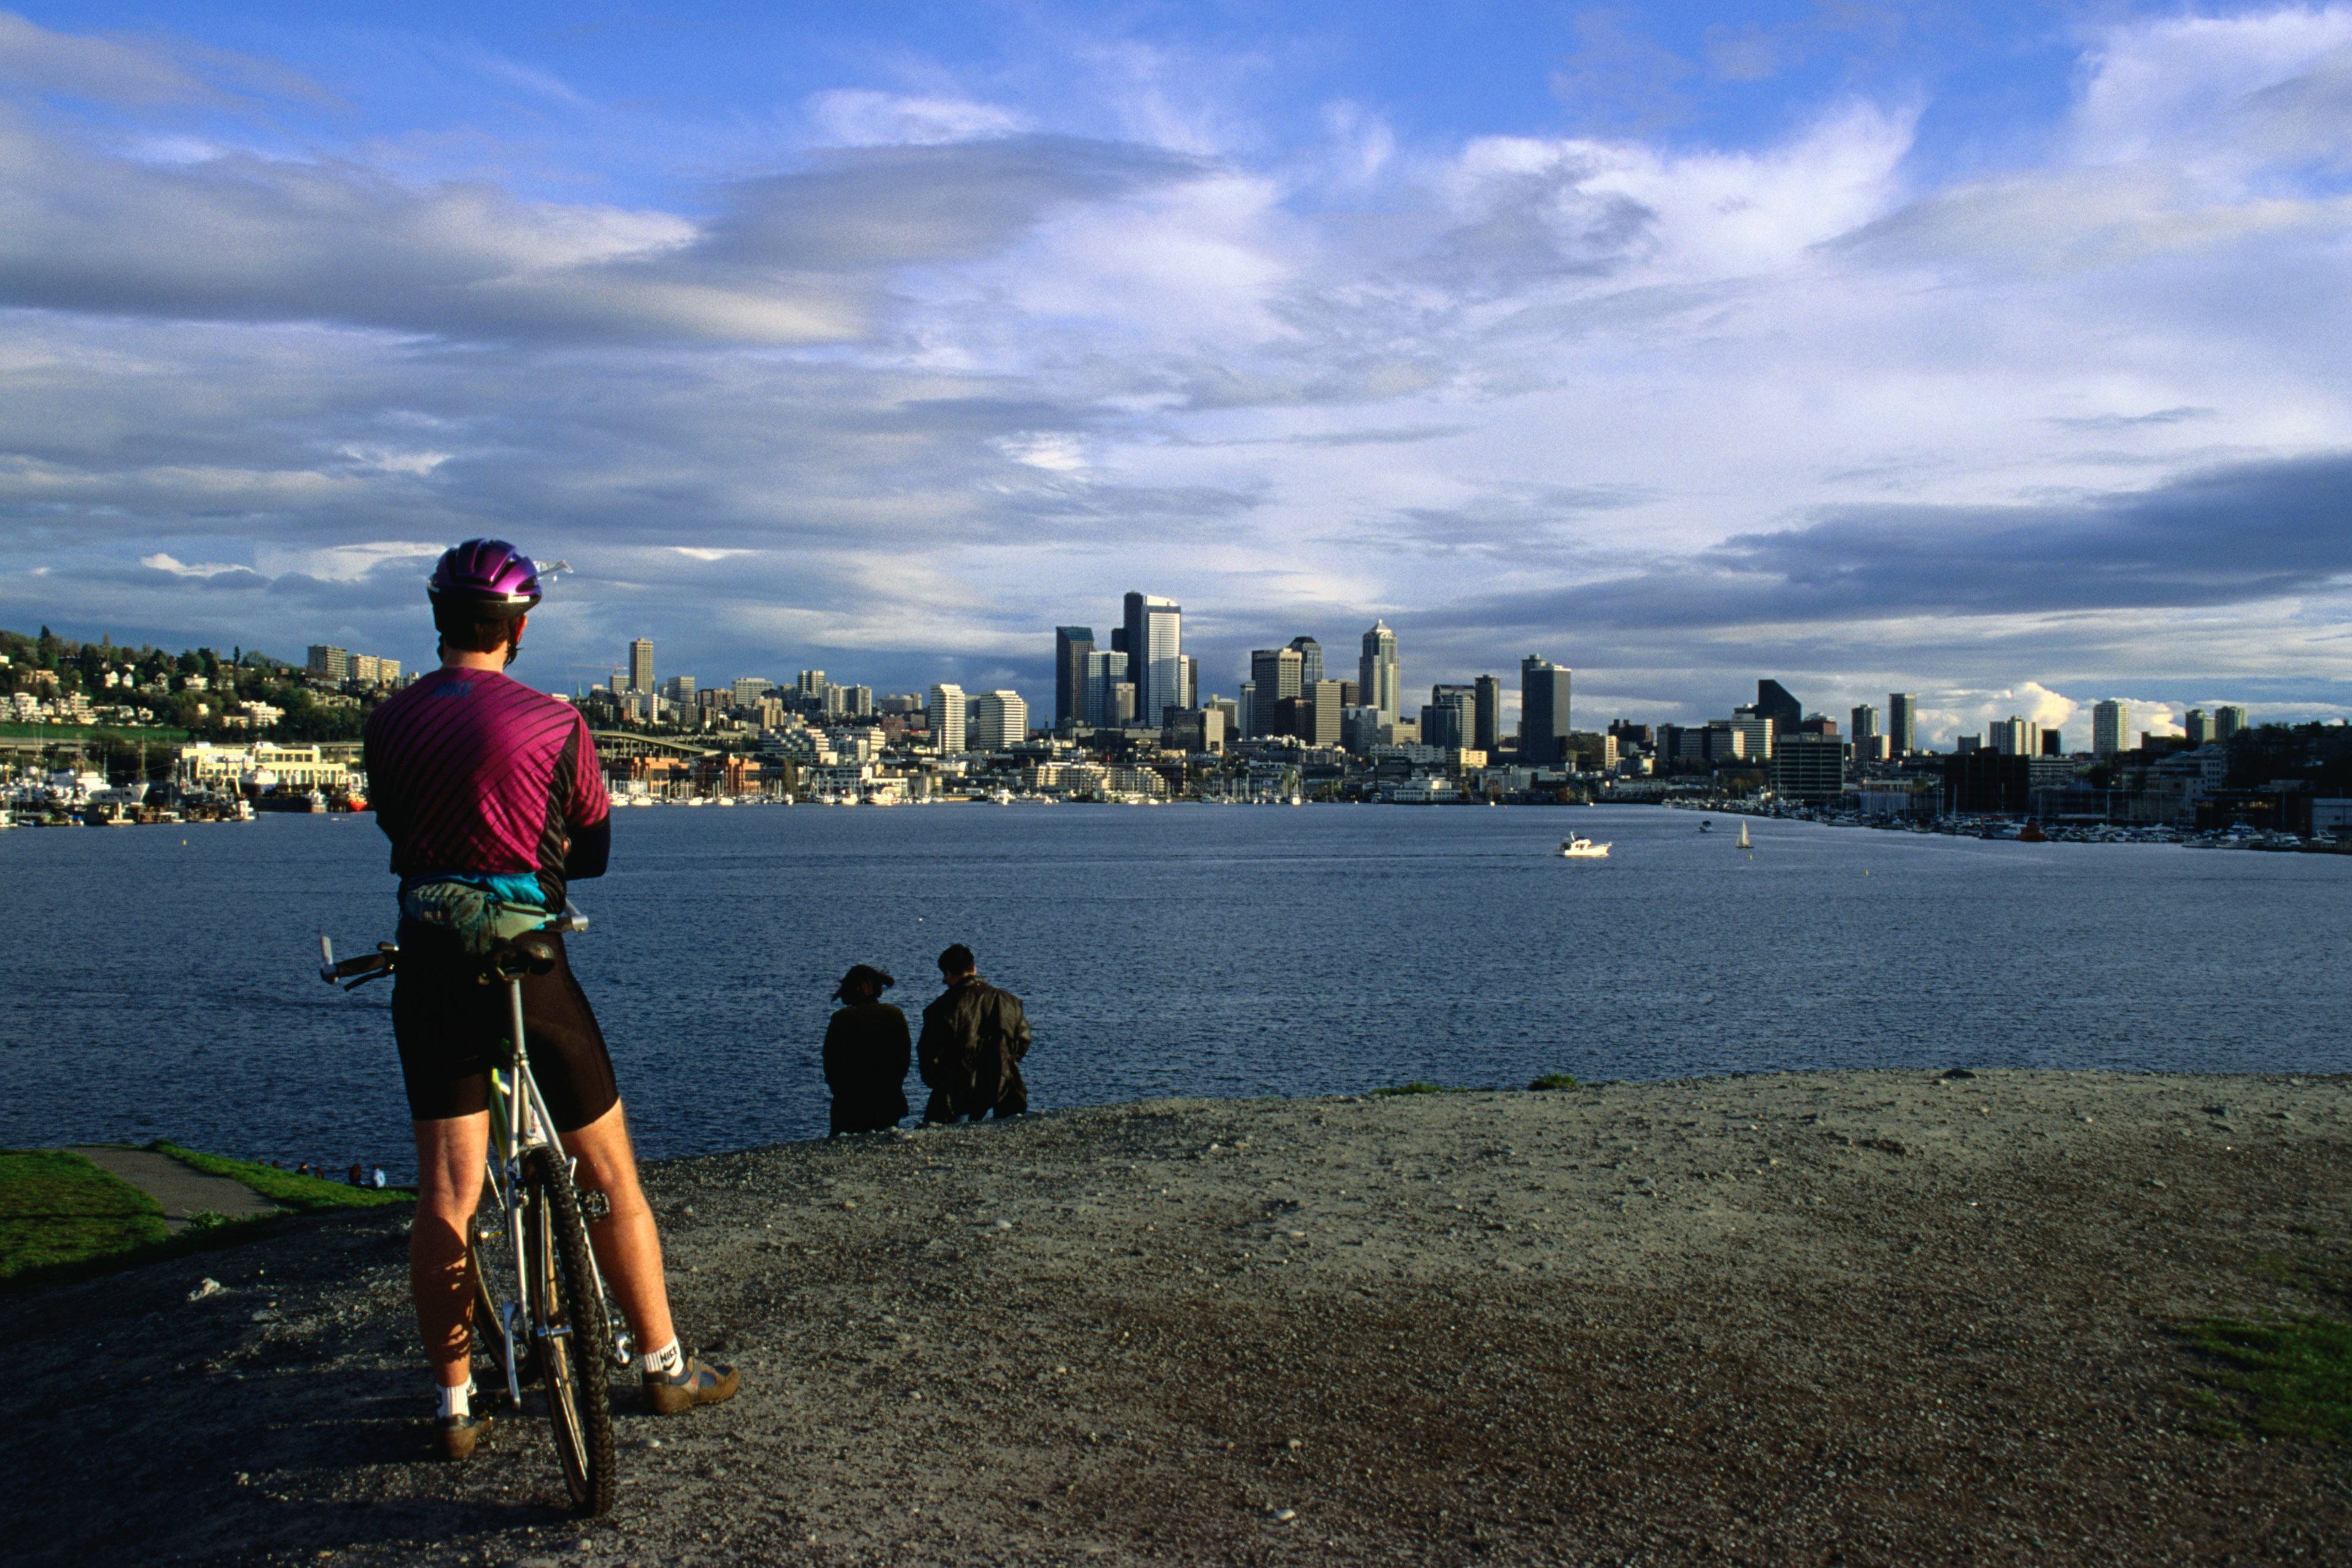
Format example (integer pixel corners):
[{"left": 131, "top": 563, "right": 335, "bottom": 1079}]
[{"left": 578, "top": 1189, "right": 611, "bottom": 1221}]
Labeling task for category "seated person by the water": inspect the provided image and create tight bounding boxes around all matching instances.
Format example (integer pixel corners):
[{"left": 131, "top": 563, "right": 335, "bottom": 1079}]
[
  {"left": 822, "top": 963, "right": 910, "bottom": 1135},
  {"left": 917, "top": 944, "right": 1032, "bottom": 1124}
]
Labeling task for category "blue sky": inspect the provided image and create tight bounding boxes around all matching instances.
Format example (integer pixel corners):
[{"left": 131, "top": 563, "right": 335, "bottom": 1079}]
[{"left": 4, "top": 2, "right": 2350, "bottom": 744}]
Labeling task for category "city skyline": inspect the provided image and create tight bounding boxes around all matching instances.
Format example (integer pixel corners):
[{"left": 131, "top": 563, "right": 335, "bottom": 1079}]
[{"left": 4, "top": 5, "right": 2346, "bottom": 739}]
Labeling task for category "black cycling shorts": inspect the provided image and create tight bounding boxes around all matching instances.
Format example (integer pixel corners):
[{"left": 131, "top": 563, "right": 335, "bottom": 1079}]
[{"left": 390, "top": 924, "right": 621, "bottom": 1131}]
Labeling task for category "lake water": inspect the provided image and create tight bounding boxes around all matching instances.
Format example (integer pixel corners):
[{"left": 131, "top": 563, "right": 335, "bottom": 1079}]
[{"left": 1, "top": 804, "right": 2342, "bottom": 1175}]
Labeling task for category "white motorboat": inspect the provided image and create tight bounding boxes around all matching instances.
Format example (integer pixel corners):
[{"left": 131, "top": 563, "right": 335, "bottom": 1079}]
[{"left": 1557, "top": 836, "right": 1610, "bottom": 858}]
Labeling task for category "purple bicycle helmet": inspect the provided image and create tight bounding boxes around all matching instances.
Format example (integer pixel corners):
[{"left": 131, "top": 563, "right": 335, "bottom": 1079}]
[{"left": 427, "top": 539, "right": 543, "bottom": 613}]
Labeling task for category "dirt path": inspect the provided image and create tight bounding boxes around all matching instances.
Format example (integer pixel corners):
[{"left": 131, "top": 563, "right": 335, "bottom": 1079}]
[
  {"left": 64, "top": 1146, "right": 281, "bottom": 1232},
  {"left": 7, "top": 1069, "right": 2350, "bottom": 1566}
]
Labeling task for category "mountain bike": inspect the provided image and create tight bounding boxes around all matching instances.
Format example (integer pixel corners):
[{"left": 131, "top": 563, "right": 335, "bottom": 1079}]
[{"left": 320, "top": 908, "right": 625, "bottom": 1516}]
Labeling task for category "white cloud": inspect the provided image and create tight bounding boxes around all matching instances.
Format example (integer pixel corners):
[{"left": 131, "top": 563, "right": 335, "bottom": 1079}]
[
  {"left": 139, "top": 552, "right": 249, "bottom": 578},
  {"left": 806, "top": 88, "right": 1030, "bottom": 146}
]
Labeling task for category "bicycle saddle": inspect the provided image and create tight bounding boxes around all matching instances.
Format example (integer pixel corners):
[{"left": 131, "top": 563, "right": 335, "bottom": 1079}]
[{"left": 486, "top": 934, "right": 560, "bottom": 979}]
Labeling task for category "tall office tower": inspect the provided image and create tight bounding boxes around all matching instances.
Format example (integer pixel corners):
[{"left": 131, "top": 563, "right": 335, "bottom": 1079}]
[
  {"left": 2041, "top": 728, "right": 2063, "bottom": 756},
  {"left": 1122, "top": 592, "right": 1183, "bottom": 726},
  {"left": 1991, "top": 716, "right": 2030, "bottom": 755},
  {"left": 1184, "top": 655, "right": 1198, "bottom": 712},
  {"left": 732, "top": 677, "right": 774, "bottom": 707},
  {"left": 1755, "top": 680, "right": 1802, "bottom": 734},
  {"left": 2184, "top": 708, "right": 2211, "bottom": 746},
  {"left": 1850, "top": 704, "right": 1879, "bottom": 743},
  {"left": 842, "top": 685, "right": 872, "bottom": 717},
  {"left": 1236, "top": 680, "right": 1256, "bottom": 739},
  {"left": 1249, "top": 647, "right": 1305, "bottom": 734},
  {"left": 1888, "top": 693, "right": 1917, "bottom": 755},
  {"left": 1054, "top": 626, "right": 1094, "bottom": 728},
  {"left": 1422, "top": 683, "right": 1477, "bottom": 750},
  {"left": 1287, "top": 637, "right": 1325, "bottom": 687},
  {"left": 928, "top": 683, "right": 967, "bottom": 752},
  {"left": 1082, "top": 651, "right": 1128, "bottom": 726},
  {"left": 1473, "top": 674, "right": 1500, "bottom": 753},
  {"left": 627, "top": 638, "right": 654, "bottom": 694},
  {"left": 662, "top": 675, "right": 697, "bottom": 702},
  {"left": 2092, "top": 699, "right": 2130, "bottom": 756},
  {"left": 1518, "top": 656, "right": 1573, "bottom": 766},
  {"left": 968, "top": 690, "right": 1028, "bottom": 751},
  {"left": 1359, "top": 621, "right": 1401, "bottom": 724},
  {"left": 797, "top": 670, "right": 829, "bottom": 706},
  {"left": 1728, "top": 707, "right": 1774, "bottom": 762},
  {"left": 1302, "top": 680, "right": 1345, "bottom": 747},
  {"left": 2214, "top": 704, "right": 2248, "bottom": 742}
]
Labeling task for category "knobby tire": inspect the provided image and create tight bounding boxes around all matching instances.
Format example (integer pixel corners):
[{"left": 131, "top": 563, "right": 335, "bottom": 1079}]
[{"left": 523, "top": 1144, "right": 616, "bottom": 1516}]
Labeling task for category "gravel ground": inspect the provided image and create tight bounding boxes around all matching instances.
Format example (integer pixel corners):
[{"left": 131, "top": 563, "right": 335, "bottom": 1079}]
[{"left": 7, "top": 1068, "right": 2350, "bottom": 1567}]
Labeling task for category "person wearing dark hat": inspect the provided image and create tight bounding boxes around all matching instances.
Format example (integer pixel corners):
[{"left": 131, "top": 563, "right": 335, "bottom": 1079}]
[
  {"left": 822, "top": 964, "right": 912, "bottom": 1135},
  {"left": 916, "top": 944, "right": 1031, "bottom": 1124}
]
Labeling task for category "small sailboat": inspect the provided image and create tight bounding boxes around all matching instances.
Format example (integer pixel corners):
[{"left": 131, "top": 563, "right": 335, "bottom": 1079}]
[{"left": 1736, "top": 821, "right": 1751, "bottom": 849}]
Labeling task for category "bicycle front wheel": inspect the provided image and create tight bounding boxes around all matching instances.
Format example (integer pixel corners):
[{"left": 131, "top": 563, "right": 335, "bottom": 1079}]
[{"left": 522, "top": 1144, "right": 616, "bottom": 1516}]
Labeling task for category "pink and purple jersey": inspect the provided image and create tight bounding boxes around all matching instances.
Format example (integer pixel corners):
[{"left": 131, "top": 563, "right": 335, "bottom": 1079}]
[{"left": 364, "top": 668, "right": 610, "bottom": 906}]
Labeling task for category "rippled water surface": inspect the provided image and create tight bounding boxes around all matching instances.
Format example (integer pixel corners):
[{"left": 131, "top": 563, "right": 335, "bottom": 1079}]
[{"left": 2, "top": 804, "right": 2342, "bottom": 1171}]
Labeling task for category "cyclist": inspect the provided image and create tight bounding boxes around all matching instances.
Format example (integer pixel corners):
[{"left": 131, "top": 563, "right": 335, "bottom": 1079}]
[{"left": 364, "top": 539, "right": 738, "bottom": 1460}]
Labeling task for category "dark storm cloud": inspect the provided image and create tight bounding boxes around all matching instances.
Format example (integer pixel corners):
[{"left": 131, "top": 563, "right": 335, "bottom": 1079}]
[{"left": 1424, "top": 452, "right": 2352, "bottom": 635}]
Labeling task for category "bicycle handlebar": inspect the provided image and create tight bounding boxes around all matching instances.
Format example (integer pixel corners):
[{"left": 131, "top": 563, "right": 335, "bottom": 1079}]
[{"left": 316, "top": 902, "right": 587, "bottom": 988}]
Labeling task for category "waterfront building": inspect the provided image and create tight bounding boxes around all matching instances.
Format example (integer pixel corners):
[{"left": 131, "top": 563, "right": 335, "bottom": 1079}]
[
  {"left": 968, "top": 690, "right": 1027, "bottom": 751},
  {"left": 2184, "top": 709, "right": 2211, "bottom": 747},
  {"left": 1122, "top": 592, "right": 1184, "bottom": 728},
  {"left": 928, "top": 683, "right": 967, "bottom": 752},
  {"left": 1888, "top": 693, "right": 1917, "bottom": 755},
  {"left": 1473, "top": 675, "right": 1501, "bottom": 753},
  {"left": 1287, "top": 637, "right": 1325, "bottom": 688},
  {"left": 629, "top": 639, "right": 654, "bottom": 694},
  {"left": 2092, "top": 700, "right": 2130, "bottom": 756},
  {"left": 1360, "top": 622, "right": 1402, "bottom": 726},
  {"left": 1518, "top": 656, "right": 1573, "bottom": 767},
  {"left": 2214, "top": 705, "right": 2249, "bottom": 742},
  {"left": 1054, "top": 626, "right": 1093, "bottom": 729},
  {"left": 1771, "top": 734, "right": 1848, "bottom": 802}
]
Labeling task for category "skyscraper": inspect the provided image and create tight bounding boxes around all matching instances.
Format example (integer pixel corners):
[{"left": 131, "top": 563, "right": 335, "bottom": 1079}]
[
  {"left": 2214, "top": 704, "right": 2248, "bottom": 742},
  {"left": 1473, "top": 675, "right": 1500, "bottom": 753},
  {"left": 969, "top": 690, "right": 1028, "bottom": 751},
  {"left": 1519, "top": 656, "right": 1572, "bottom": 767},
  {"left": 1755, "top": 680, "right": 1801, "bottom": 734},
  {"left": 1055, "top": 626, "right": 1093, "bottom": 728},
  {"left": 1359, "top": 621, "right": 1401, "bottom": 725},
  {"left": 1249, "top": 647, "right": 1303, "bottom": 735},
  {"left": 2092, "top": 699, "right": 2130, "bottom": 756},
  {"left": 1287, "top": 636, "right": 1324, "bottom": 687},
  {"left": 2184, "top": 708, "right": 2211, "bottom": 746},
  {"left": 627, "top": 638, "right": 654, "bottom": 694},
  {"left": 1122, "top": 592, "right": 1183, "bottom": 727},
  {"left": 1082, "top": 651, "right": 1128, "bottom": 727},
  {"left": 1850, "top": 704, "right": 1879, "bottom": 742},
  {"left": 928, "top": 683, "right": 966, "bottom": 752},
  {"left": 1888, "top": 693, "right": 1917, "bottom": 755},
  {"left": 1422, "top": 684, "right": 1477, "bottom": 750}
]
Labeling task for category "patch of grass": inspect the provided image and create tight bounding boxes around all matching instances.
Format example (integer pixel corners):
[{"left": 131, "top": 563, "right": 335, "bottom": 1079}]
[
  {"left": 2186, "top": 1314, "right": 2352, "bottom": 1443},
  {"left": 0, "top": 1149, "right": 169, "bottom": 1281},
  {"left": 2185, "top": 1235, "right": 2352, "bottom": 1445},
  {"left": 1527, "top": 1072, "right": 1579, "bottom": 1091},
  {"left": 149, "top": 1141, "right": 411, "bottom": 1211}
]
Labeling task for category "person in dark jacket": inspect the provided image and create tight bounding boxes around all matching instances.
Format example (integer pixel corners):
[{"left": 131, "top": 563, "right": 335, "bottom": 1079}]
[
  {"left": 917, "top": 944, "right": 1032, "bottom": 1124},
  {"left": 822, "top": 964, "right": 911, "bottom": 1135}
]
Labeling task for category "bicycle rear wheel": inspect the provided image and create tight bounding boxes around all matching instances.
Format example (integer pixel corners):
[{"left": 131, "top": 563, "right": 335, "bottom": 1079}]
[{"left": 522, "top": 1144, "right": 616, "bottom": 1516}]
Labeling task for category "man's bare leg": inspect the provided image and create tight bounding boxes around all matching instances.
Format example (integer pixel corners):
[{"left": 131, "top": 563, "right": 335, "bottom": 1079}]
[
  {"left": 411, "top": 1114, "right": 491, "bottom": 1389},
  {"left": 561, "top": 1098, "right": 674, "bottom": 1355}
]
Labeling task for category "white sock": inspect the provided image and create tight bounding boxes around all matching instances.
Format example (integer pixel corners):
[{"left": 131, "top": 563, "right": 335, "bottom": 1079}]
[
  {"left": 436, "top": 1379, "right": 474, "bottom": 1419},
  {"left": 640, "top": 1337, "right": 683, "bottom": 1378}
]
